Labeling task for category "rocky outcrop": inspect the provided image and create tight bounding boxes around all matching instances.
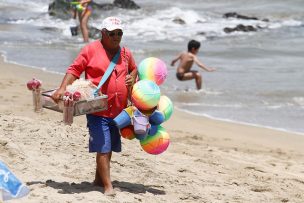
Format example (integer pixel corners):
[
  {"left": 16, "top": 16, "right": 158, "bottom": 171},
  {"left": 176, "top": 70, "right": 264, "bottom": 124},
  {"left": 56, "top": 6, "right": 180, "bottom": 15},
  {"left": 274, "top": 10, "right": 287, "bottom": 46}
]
[
  {"left": 48, "top": 0, "right": 72, "bottom": 20},
  {"left": 88, "top": 26, "right": 101, "bottom": 39},
  {"left": 113, "top": 0, "right": 140, "bottom": 9},
  {"left": 172, "top": 17, "right": 186, "bottom": 25},
  {"left": 68, "top": 25, "right": 101, "bottom": 39},
  {"left": 223, "top": 12, "right": 258, "bottom": 20},
  {"left": 222, "top": 12, "right": 269, "bottom": 33},
  {"left": 223, "top": 12, "right": 269, "bottom": 22},
  {"left": 48, "top": 0, "right": 140, "bottom": 20},
  {"left": 223, "top": 24, "right": 257, "bottom": 33}
]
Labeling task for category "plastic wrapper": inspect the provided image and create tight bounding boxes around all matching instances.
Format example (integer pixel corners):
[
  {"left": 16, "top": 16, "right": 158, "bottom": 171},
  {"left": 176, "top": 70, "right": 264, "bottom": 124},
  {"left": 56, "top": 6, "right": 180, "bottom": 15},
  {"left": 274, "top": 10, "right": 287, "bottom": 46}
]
[{"left": 66, "top": 78, "right": 97, "bottom": 101}]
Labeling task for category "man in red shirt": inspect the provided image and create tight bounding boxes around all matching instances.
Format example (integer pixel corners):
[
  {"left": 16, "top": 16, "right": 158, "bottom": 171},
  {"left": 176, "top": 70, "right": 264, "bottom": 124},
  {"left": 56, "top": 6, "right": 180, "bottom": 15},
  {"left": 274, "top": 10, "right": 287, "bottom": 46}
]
[{"left": 52, "top": 16, "right": 137, "bottom": 195}]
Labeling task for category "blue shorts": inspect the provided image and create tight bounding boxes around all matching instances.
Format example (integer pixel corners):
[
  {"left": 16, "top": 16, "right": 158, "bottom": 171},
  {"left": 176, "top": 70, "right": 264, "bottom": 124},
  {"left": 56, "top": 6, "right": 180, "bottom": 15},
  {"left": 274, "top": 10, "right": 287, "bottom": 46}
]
[{"left": 86, "top": 114, "right": 121, "bottom": 153}]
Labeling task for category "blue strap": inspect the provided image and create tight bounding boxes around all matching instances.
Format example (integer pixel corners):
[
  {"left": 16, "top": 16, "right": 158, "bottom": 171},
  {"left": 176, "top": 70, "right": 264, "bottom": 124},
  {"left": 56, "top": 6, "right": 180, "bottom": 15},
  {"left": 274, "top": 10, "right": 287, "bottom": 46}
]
[{"left": 93, "top": 48, "right": 121, "bottom": 97}]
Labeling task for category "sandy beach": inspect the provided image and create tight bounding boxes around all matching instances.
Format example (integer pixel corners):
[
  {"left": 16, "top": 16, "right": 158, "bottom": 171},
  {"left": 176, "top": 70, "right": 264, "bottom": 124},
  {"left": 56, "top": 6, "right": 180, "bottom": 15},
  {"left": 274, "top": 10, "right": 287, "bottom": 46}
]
[{"left": 1, "top": 55, "right": 304, "bottom": 203}]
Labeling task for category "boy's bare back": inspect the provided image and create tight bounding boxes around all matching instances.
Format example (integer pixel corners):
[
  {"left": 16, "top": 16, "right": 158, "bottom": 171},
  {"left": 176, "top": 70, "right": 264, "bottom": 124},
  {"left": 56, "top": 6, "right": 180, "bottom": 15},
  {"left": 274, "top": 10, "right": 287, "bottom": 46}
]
[{"left": 176, "top": 52, "right": 195, "bottom": 74}]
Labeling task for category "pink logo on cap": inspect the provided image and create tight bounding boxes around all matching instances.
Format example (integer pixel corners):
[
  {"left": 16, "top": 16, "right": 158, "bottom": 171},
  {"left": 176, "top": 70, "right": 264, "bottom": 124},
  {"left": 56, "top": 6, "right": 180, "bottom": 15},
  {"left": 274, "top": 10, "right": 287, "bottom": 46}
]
[{"left": 109, "top": 17, "right": 121, "bottom": 25}]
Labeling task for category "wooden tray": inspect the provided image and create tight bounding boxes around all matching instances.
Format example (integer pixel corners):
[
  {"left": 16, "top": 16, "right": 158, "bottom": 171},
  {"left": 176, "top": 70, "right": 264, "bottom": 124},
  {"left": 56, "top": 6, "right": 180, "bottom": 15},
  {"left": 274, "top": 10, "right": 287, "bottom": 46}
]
[{"left": 41, "top": 89, "right": 108, "bottom": 116}]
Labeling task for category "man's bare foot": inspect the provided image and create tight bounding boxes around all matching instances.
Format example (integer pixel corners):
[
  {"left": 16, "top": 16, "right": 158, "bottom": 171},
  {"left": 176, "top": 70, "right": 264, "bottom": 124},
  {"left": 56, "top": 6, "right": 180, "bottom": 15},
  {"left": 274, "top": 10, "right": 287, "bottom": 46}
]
[{"left": 104, "top": 187, "right": 116, "bottom": 196}]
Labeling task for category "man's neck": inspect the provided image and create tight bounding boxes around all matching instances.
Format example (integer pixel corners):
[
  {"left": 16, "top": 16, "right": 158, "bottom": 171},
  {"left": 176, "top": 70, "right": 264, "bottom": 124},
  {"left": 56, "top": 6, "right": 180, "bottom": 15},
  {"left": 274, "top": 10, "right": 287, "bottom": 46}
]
[{"left": 100, "top": 40, "right": 120, "bottom": 55}]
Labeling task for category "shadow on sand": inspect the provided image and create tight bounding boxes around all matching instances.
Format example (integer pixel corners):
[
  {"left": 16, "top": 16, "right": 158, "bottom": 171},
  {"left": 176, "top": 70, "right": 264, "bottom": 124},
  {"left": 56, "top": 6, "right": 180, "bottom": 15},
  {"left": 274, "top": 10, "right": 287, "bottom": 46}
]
[{"left": 27, "top": 180, "right": 166, "bottom": 195}]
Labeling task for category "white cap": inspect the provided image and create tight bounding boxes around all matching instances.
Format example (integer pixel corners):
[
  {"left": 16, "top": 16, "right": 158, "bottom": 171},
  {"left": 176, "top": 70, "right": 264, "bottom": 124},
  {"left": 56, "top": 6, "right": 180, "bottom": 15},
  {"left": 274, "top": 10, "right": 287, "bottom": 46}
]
[{"left": 101, "top": 16, "right": 124, "bottom": 31}]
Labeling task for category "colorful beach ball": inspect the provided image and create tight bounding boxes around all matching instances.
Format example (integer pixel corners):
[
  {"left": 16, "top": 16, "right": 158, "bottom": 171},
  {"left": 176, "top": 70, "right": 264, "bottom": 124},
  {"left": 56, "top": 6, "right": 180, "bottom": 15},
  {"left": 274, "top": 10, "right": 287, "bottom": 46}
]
[
  {"left": 157, "top": 95, "right": 173, "bottom": 121},
  {"left": 131, "top": 80, "right": 161, "bottom": 111},
  {"left": 120, "top": 125, "right": 135, "bottom": 140},
  {"left": 138, "top": 57, "right": 168, "bottom": 86},
  {"left": 140, "top": 125, "right": 170, "bottom": 155}
]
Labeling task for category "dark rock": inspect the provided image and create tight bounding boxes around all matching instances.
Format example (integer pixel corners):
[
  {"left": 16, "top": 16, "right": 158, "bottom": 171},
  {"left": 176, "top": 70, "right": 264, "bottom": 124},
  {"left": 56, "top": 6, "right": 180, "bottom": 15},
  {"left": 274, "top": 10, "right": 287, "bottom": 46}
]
[
  {"left": 197, "top": 32, "right": 206, "bottom": 35},
  {"left": 90, "top": 2, "right": 115, "bottom": 14},
  {"left": 39, "top": 27, "right": 61, "bottom": 33},
  {"left": 262, "top": 18, "right": 270, "bottom": 22},
  {"left": 68, "top": 26, "right": 101, "bottom": 39},
  {"left": 223, "top": 12, "right": 258, "bottom": 20},
  {"left": 48, "top": 0, "right": 71, "bottom": 20},
  {"left": 196, "top": 20, "right": 205, "bottom": 23},
  {"left": 223, "top": 27, "right": 234, "bottom": 33},
  {"left": 173, "top": 17, "right": 186, "bottom": 24},
  {"left": 88, "top": 26, "right": 101, "bottom": 39},
  {"left": 223, "top": 24, "right": 257, "bottom": 33},
  {"left": 236, "top": 24, "right": 256, "bottom": 32},
  {"left": 113, "top": 0, "right": 140, "bottom": 9}
]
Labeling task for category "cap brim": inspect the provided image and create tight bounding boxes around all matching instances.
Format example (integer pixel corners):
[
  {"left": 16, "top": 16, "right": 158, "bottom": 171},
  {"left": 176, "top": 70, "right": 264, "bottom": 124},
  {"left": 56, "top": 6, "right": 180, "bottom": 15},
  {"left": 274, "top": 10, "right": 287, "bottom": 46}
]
[{"left": 105, "top": 25, "right": 124, "bottom": 31}]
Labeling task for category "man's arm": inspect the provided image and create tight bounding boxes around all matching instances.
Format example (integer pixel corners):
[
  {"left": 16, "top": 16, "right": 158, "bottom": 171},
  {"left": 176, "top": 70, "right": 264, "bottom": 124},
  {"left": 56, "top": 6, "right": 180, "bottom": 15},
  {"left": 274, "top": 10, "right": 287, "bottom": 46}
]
[
  {"left": 194, "top": 56, "right": 216, "bottom": 72},
  {"left": 51, "top": 73, "right": 78, "bottom": 103},
  {"left": 171, "top": 53, "right": 182, "bottom": 66}
]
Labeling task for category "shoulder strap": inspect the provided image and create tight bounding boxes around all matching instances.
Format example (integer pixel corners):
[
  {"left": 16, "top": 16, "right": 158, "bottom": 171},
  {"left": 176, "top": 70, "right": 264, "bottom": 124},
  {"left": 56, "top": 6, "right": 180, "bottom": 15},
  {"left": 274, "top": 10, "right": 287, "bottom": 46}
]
[{"left": 93, "top": 47, "right": 121, "bottom": 97}]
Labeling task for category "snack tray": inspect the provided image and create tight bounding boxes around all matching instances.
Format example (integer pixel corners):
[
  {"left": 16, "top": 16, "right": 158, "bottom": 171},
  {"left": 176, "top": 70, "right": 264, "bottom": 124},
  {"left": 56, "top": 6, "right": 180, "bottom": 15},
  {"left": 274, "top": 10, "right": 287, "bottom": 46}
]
[{"left": 41, "top": 89, "right": 108, "bottom": 116}]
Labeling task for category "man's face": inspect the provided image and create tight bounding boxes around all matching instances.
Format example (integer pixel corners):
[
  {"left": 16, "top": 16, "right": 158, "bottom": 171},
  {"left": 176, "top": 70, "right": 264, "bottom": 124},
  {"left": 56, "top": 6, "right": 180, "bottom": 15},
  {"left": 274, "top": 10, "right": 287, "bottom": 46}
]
[{"left": 103, "top": 29, "right": 123, "bottom": 48}]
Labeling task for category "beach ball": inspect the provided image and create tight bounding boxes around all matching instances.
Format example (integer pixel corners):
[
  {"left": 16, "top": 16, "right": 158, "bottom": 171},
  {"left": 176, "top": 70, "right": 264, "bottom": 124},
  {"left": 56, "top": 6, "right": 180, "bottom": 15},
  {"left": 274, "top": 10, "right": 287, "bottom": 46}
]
[
  {"left": 140, "top": 125, "right": 170, "bottom": 155},
  {"left": 157, "top": 95, "right": 173, "bottom": 121},
  {"left": 138, "top": 57, "right": 168, "bottom": 85},
  {"left": 131, "top": 80, "right": 161, "bottom": 111},
  {"left": 120, "top": 125, "right": 135, "bottom": 140}
]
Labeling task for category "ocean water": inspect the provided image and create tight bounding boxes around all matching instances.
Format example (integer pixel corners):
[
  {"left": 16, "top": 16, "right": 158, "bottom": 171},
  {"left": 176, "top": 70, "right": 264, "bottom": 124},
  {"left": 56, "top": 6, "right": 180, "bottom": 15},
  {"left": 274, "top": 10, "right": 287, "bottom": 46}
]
[{"left": 0, "top": 0, "right": 303, "bottom": 134}]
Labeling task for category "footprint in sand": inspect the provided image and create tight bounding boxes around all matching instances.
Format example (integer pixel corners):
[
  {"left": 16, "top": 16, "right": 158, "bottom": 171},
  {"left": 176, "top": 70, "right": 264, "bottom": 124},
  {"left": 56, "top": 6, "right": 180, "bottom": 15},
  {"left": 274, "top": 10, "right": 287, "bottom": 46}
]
[
  {"left": 250, "top": 187, "right": 272, "bottom": 192},
  {"left": 244, "top": 166, "right": 266, "bottom": 173}
]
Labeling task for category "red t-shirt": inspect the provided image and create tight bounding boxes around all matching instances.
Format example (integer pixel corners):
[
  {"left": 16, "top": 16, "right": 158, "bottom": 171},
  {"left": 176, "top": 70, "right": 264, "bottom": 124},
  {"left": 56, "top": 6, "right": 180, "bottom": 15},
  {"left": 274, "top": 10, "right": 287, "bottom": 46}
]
[{"left": 67, "top": 40, "right": 137, "bottom": 118}]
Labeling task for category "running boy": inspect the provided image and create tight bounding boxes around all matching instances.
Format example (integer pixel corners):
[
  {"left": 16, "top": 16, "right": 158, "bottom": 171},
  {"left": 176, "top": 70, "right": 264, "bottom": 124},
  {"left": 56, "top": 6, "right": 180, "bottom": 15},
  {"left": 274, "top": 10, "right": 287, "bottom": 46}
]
[{"left": 171, "top": 40, "right": 215, "bottom": 90}]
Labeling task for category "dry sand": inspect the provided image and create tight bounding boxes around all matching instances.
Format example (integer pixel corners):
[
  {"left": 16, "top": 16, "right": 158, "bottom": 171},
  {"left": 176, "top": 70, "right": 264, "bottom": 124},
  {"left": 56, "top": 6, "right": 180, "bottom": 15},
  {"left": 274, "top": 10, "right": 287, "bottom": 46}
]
[{"left": 0, "top": 55, "right": 304, "bottom": 203}]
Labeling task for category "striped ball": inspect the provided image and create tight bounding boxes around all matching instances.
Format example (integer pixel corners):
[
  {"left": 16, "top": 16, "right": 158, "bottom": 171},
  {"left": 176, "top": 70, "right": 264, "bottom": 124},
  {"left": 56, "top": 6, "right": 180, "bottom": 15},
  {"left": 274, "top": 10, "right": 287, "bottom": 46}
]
[
  {"left": 140, "top": 125, "right": 170, "bottom": 155},
  {"left": 157, "top": 95, "right": 173, "bottom": 121},
  {"left": 131, "top": 80, "right": 161, "bottom": 110},
  {"left": 138, "top": 57, "right": 168, "bottom": 85}
]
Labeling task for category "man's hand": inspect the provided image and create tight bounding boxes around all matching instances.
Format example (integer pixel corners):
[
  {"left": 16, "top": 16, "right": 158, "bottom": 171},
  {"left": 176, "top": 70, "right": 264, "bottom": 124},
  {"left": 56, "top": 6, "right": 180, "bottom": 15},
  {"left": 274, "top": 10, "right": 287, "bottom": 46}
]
[
  {"left": 51, "top": 73, "right": 77, "bottom": 103},
  {"left": 51, "top": 88, "right": 65, "bottom": 103},
  {"left": 125, "top": 74, "right": 135, "bottom": 86}
]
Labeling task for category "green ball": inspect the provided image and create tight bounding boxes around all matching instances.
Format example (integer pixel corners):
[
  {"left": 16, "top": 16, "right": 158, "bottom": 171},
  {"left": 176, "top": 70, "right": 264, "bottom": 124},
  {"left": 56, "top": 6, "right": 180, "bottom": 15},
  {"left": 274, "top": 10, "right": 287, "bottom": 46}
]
[{"left": 157, "top": 95, "right": 173, "bottom": 121}]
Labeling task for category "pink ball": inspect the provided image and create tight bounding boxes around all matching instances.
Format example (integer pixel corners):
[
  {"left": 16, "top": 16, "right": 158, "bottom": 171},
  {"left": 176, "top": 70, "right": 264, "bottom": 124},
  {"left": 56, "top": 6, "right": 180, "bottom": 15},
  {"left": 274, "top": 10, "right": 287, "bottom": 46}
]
[{"left": 138, "top": 57, "right": 168, "bottom": 85}]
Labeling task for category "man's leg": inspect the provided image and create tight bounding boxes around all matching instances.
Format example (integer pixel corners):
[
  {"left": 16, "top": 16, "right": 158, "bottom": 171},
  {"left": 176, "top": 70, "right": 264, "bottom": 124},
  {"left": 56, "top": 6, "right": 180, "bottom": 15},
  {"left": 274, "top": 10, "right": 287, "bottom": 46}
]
[
  {"left": 96, "top": 152, "right": 115, "bottom": 195},
  {"left": 93, "top": 166, "right": 102, "bottom": 186}
]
